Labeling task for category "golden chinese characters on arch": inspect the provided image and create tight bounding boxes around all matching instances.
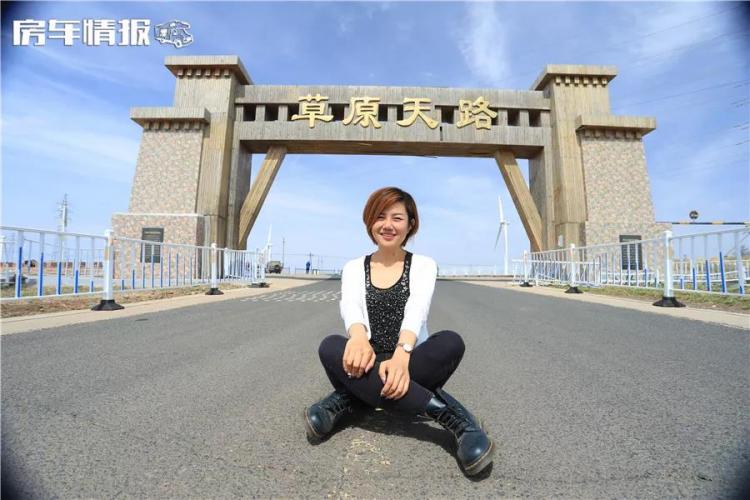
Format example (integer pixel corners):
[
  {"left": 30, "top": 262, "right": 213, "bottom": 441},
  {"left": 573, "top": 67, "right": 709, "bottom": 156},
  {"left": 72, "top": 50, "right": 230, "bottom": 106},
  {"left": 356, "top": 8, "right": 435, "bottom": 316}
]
[{"left": 291, "top": 95, "right": 498, "bottom": 130}]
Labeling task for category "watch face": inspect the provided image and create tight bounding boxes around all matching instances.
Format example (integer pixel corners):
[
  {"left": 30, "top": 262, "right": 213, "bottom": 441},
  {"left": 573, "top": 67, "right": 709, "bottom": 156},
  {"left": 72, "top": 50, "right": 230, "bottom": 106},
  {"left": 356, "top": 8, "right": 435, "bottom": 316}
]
[{"left": 403, "top": 343, "right": 413, "bottom": 352}]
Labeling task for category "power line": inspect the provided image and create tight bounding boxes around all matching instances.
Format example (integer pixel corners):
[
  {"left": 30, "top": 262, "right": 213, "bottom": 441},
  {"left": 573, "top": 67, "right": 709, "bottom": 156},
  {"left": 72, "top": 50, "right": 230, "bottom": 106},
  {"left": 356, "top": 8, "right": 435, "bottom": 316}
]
[
  {"left": 651, "top": 158, "right": 748, "bottom": 178},
  {"left": 614, "top": 86, "right": 749, "bottom": 113},
  {"left": 484, "top": 4, "right": 744, "bottom": 88},
  {"left": 614, "top": 52, "right": 750, "bottom": 102},
  {"left": 627, "top": 28, "right": 748, "bottom": 67},
  {"left": 614, "top": 79, "right": 749, "bottom": 108},
  {"left": 650, "top": 122, "right": 750, "bottom": 152}
]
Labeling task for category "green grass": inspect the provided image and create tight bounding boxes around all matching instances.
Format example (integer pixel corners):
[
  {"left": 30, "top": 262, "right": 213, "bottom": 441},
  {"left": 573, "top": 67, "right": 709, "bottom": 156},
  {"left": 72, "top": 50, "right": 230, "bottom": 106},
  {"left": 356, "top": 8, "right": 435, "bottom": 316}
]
[
  {"left": 1, "top": 284, "right": 95, "bottom": 298},
  {"left": 546, "top": 283, "right": 749, "bottom": 312}
]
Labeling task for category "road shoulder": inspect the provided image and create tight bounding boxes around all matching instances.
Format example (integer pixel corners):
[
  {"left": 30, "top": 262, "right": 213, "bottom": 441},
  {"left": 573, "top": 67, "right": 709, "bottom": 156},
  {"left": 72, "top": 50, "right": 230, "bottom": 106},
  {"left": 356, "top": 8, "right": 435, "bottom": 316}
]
[
  {"left": 461, "top": 280, "right": 750, "bottom": 331},
  {"left": 0, "top": 278, "right": 315, "bottom": 336}
]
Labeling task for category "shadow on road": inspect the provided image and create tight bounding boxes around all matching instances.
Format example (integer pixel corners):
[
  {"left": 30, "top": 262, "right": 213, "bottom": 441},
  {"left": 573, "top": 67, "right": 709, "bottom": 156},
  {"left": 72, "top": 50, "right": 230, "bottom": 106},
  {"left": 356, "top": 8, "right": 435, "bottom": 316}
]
[{"left": 306, "top": 406, "right": 494, "bottom": 480}]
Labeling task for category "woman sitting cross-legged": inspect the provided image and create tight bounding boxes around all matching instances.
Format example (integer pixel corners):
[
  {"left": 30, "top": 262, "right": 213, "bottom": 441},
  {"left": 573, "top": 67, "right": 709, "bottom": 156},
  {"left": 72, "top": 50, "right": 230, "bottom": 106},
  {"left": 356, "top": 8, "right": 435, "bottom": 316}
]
[{"left": 303, "top": 186, "right": 494, "bottom": 476}]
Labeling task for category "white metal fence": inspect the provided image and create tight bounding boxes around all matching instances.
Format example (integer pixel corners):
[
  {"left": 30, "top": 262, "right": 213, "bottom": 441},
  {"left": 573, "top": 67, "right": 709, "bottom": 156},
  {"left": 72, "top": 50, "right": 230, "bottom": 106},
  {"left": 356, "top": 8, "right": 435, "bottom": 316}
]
[
  {"left": 263, "top": 252, "right": 347, "bottom": 276},
  {"left": 437, "top": 265, "right": 508, "bottom": 277},
  {"left": 512, "top": 227, "right": 749, "bottom": 298},
  {"left": 0, "top": 226, "right": 270, "bottom": 303}
]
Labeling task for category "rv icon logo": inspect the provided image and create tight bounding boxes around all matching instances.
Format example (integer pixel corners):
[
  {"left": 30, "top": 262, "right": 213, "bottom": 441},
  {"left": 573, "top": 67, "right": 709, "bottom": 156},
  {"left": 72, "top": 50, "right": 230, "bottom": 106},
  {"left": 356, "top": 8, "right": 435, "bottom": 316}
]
[{"left": 154, "top": 20, "right": 193, "bottom": 48}]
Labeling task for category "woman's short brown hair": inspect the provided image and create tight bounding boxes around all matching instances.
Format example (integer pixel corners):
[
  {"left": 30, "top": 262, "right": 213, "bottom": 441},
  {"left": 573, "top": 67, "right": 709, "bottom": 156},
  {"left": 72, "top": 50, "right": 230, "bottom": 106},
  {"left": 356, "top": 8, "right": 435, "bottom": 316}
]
[{"left": 362, "top": 187, "right": 419, "bottom": 247}]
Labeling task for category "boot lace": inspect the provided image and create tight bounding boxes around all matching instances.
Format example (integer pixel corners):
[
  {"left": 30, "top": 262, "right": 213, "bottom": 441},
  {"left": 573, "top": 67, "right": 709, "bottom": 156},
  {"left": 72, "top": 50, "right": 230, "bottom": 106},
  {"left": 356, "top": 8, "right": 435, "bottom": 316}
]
[
  {"left": 436, "top": 404, "right": 479, "bottom": 437},
  {"left": 321, "top": 392, "right": 353, "bottom": 414},
  {"left": 434, "top": 404, "right": 476, "bottom": 435}
]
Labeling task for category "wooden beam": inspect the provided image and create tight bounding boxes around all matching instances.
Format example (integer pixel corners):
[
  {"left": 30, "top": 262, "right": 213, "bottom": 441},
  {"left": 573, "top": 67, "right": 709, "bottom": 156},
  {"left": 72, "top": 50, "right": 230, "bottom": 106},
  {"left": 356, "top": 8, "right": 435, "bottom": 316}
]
[
  {"left": 494, "top": 150, "right": 544, "bottom": 252},
  {"left": 238, "top": 146, "right": 287, "bottom": 247}
]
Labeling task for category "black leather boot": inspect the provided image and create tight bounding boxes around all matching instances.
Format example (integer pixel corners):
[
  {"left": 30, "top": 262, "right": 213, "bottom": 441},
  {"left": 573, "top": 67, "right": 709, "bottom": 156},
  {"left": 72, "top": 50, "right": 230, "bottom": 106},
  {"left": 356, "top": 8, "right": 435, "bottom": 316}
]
[
  {"left": 303, "top": 390, "right": 358, "bottom": 442},
  {"left": 422, "top": 387, "right": 494, "bottom": 475}
]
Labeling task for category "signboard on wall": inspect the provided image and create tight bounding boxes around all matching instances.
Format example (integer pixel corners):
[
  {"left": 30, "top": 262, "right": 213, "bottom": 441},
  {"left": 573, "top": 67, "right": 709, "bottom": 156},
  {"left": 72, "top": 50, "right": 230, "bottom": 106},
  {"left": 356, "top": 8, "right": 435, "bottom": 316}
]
[{"left": 141, "top": 227, "right": 164, "bottom": 263}]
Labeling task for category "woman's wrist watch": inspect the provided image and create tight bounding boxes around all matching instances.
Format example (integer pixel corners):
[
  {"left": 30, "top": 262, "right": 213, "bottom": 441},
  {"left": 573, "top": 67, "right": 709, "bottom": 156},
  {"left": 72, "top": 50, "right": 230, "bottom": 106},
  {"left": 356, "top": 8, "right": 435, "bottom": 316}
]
[{"left": 397, "top": 342, "right": 414, "bottom": 353}]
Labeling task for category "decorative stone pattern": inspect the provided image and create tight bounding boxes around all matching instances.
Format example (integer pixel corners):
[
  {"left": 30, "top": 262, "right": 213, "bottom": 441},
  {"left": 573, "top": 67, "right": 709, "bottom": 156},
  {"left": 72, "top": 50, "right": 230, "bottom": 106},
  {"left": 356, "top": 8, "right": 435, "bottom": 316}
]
[
  {"left": 585, "top": 222, "right": 670, "bottom": 249},
  {"left": 128, "top": 129, "right": 205, "bottom": 213},
  {"left": 579, "top": 134, "right": 669, "bottom": 246},
  {"left": 579, "top": 128, "right": 642, "bottom": 140},
  {"left": 553, "top": 75, "right": 608, "bottom": 87},
  {"left": 110, "top": 213, "right": 208, "bottom": 280}
]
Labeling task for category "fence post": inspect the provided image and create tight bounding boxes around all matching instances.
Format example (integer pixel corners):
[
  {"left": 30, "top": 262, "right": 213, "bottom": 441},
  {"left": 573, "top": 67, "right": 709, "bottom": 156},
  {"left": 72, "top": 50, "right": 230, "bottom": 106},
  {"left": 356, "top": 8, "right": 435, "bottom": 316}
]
[
  {"left": 251, "top": 247, "right": 270, "bottom": 288},
  {"left": 565, "top": 243, "right": 582, "bottom": 293},
  {"left": 260, "top": 248, "right": 268, "bottom": 286},
  {"left": 0, "top": 236, "right": 6, "bottom": 291},
  {"left": 735, "top": 231, "right": 746, "bottom": 295},
  {"left": 653, "top": 230, "right": 684, "bottom": 307},
  {"left": 206, "top": 242, "right": 223, "bottom": 295},
  {"left": 92, "top": 229, "right": 124, "bottom": 311},
  {"left": 520, "top": 250, "right": 532, "bottom": 287}
]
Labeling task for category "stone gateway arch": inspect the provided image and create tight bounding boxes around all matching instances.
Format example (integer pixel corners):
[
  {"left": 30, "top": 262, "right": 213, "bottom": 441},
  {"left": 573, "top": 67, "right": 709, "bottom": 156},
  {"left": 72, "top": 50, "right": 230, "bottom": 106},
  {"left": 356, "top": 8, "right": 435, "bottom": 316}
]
[{"left": 112, "top": 55, "right": 666, "bottom": 253}]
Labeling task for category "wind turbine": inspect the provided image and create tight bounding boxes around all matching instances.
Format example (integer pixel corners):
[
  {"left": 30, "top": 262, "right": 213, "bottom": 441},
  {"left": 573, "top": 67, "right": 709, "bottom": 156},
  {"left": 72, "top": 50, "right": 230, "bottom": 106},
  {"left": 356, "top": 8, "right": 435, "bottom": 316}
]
[{"left": 494, "top": 196, "right": 510, "bottom": 275}]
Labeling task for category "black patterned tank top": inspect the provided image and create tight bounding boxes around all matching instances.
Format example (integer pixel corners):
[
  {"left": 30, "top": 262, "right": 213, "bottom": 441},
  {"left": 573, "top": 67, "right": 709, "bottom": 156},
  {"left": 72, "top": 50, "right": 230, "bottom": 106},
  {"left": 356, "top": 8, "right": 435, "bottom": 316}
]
[{"left": 365, "top": 252, "right": 412, "bottom": 355}]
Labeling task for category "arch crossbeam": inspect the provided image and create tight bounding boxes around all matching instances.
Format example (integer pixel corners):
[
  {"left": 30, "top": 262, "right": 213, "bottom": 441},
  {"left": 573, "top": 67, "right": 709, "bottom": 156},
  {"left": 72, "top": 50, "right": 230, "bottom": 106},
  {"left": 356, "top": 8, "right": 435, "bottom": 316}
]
[
  {"left": 238, "top": 146, "right": 286, "bottom": 248},
  {"left": 114, "top": 56, "right": 667, "bottom": 255},
  {"left": 494, "top": 151, "right": 543, "bottom": 252}
]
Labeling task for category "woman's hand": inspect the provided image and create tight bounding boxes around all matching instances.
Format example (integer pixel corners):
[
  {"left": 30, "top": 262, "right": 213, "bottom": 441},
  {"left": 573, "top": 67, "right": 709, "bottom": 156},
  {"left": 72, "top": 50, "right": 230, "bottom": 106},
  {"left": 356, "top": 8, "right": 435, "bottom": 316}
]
[
  {"left": 343, "top": 336, "right": 376, "bottom": 378},
  {"left": 378, "top": 351, "right": 410, "bottom": 400}
]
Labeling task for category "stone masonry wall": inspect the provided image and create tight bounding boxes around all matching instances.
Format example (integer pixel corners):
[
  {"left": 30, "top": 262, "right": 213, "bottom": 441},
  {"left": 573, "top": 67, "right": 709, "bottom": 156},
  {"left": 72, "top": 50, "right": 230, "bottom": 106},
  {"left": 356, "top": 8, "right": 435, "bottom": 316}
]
[
  {"left": 128, "top": 128, "right": 205, "bottom": 213},
  {"left": 110, "top": 214, "right": 207, "bottom": 282},
  {"left": 579, "top": 132, "right": 668, "bottom": 246}
]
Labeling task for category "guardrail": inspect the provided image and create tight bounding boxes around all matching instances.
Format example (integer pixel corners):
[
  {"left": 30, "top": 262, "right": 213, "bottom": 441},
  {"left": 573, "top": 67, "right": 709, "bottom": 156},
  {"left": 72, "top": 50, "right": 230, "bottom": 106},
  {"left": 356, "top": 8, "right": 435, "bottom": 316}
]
[
  {"left": 437, "top": 265, "right": 508, "bottom": 277},
  {"left": 512, "top": 227, "right": 749, "bottom": 305},
  {"left": 0, "top": 226, "right": 271, "bottom": 309}
]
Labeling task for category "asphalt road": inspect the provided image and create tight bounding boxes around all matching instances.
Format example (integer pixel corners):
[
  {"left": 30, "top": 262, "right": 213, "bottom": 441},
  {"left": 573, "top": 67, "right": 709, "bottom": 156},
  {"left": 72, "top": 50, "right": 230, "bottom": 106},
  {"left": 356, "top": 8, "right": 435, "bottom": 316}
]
[{"left": 2, "top": 281, "right": 748, "bottom": 498}]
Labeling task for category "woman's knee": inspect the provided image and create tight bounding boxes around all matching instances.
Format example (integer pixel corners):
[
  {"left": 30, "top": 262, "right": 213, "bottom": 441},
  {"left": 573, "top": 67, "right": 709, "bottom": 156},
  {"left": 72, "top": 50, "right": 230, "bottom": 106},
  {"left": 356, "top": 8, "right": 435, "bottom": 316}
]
[
  {"left": 318, "top": 334, "right": 347, "bottom": 363},
  {"left": 436, "top": 330, "right": 465, "bottom": 358}
]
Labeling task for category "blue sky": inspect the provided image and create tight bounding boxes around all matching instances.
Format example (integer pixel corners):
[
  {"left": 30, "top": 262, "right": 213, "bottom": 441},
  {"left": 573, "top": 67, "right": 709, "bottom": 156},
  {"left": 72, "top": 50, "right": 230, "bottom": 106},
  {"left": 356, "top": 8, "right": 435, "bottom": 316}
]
[{"left": 2, "top": 1, "right": 748, "bottom": 268}]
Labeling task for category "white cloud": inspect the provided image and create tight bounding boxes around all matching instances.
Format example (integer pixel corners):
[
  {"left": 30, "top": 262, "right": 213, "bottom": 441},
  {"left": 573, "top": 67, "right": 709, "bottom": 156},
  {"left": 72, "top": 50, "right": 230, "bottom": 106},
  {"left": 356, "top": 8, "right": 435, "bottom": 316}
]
[
  {"left": 3, "top": 73, "right": 140, "bottom": 184},
  {"left": 337, "top": 13, "right": 354, "bottom": 35},
  {"left": 24, "top": 44, "right": 166, "bottom": 92},
  {"left": 619, "top": 3, "right": 729, "bottom": 61},
  {"left": 607, "top": 1, "right": 742, "bottom": 86},
  {"left": 456, "top": 2, "right": 512, "bottom": 87}
]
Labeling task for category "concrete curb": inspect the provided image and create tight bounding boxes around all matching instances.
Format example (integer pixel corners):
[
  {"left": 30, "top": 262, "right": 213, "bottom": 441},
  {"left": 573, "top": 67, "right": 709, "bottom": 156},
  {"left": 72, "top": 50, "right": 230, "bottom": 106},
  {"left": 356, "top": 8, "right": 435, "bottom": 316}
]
[{"left": 0, "top": 278, "right": 314, "bottom": 336}]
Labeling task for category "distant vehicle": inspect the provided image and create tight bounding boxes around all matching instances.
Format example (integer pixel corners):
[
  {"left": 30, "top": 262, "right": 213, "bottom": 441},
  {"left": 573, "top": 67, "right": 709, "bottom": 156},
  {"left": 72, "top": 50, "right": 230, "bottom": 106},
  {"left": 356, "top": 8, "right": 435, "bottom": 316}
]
[
  {"left": 266, "top": 261, "right": 283, "bottom": 274},
  {"left": 0, "top": 273, "right": 29, "bottom": 288},
  {"left": 154, "top": 21, "right": 193, "bottom": 48}
]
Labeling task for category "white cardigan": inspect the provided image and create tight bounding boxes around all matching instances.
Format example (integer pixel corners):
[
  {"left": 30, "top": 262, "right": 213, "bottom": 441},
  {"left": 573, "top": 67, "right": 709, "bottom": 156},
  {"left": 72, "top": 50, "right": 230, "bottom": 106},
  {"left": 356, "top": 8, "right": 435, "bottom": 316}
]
[{"left": 339, "top": 253, "right": 438, "bottom": 347}]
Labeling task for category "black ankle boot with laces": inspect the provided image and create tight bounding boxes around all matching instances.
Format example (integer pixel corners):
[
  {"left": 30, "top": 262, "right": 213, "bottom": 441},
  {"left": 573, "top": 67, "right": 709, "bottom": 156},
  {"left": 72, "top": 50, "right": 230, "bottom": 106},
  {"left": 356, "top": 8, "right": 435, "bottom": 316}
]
[
  {"left": 422, "top": 387, "right": 494, "bottom": 475},
  {"left": 304, "top": 390, "right": 358, "bottom": 442}
]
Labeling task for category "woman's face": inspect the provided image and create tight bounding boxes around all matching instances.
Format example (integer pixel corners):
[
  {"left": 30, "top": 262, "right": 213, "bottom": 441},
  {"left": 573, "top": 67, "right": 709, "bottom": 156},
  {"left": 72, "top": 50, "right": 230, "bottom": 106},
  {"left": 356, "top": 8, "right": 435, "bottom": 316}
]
[{"left": 371, "top": 202, "right": 412, "bottom": 250}]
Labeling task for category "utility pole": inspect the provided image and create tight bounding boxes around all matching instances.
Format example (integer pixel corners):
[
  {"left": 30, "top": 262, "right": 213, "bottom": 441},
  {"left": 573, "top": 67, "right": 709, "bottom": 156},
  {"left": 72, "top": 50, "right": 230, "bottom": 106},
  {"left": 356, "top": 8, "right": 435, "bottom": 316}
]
[
  {"left": 56, "top": 194, "right": 70, "bottom": 268},
  {"left": 57, "top": 194, "right": 70, "bottom": 233},
  {"left": 282, "top": 237, "right": 286, "bottom": 269}
]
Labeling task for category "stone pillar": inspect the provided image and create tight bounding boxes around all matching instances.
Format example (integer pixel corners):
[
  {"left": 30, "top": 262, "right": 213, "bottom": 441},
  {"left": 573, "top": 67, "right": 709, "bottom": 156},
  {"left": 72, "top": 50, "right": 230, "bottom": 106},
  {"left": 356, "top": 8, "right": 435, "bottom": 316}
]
[
  {"left": 531, "top": 65, "right": 617, "bottom": 248},
  {"left": 529, "top": 145, "right": 556, "bottom": 249},
  {"left": 228, "top": 139, "right": 252, "bottom": 250},
  {"left": 111, "top": 108, "right": 210, "bottom": 248},
  {"left": 575, "top": 115, "right": 670, "bottom": 246},
  {"left": 167, "top": 56, "right": 252, "bottom": 248},
  {"left": 113, "top": 56, "right": 253, "bottom": 250}
]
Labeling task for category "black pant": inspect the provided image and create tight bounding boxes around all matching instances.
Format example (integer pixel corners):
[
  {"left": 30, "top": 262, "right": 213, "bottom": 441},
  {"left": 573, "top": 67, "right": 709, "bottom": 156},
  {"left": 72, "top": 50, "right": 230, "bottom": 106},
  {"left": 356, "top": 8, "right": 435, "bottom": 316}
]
[{"left": 318, "top": 330, "right": 465, "bottom": 415}]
